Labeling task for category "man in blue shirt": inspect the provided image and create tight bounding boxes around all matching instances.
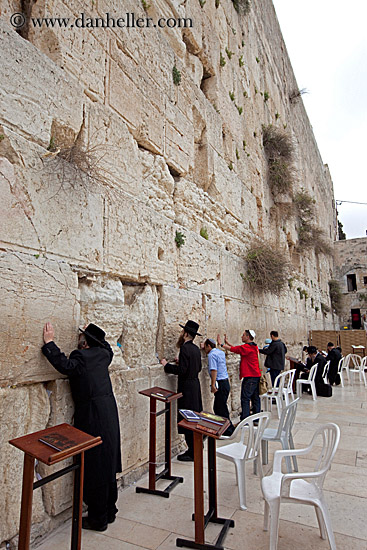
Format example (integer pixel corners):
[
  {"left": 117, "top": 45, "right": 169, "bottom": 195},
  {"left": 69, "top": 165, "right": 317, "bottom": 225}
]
[{"left": 203, "top": 339, "right": 235, "bottom": 435}]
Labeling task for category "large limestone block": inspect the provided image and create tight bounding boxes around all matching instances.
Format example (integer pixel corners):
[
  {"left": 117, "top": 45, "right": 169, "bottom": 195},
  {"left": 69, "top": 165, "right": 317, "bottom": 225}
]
[
  {"left": 157, "top": 286, "right": 204, "bottom": 359},
  {"left": 165, "top": 98, "right": 194, "bottom": 175},
  {"left": 176, "top": 232, "right": 221, "bottom": 294},
  {"left": 27, "top": 0, "right": 108, "bottom": 100},
  {"left": 79, "top": 277, "right": 159, "bottom": 369},
  {"left": 208, "top": 153, "right": 244, "bottom": 221},
  {"left": 0, "top": 251, "right": 79, "bottom": 385},
  {"left": 119, "top": 284, "right": 159, "bottom": 368},
  {"left": 0, "top": 20, "right": 83, "bottom": 147},
  {"left": 108, "top": 41, "right": 166, "bottom": 155},
  {"left": 104, "top": 194, "right": 177, "bottom": 284},
  {"left": 0, "top": 142, "right": 105, "bottom": 266},
  {"left": 139, "top": 149, "right": 175, "bottom": 220},
  {"left": 0, "top": 384, "right": 50, "bottom": 542},
  {"left": 85, "top": 101, "right": 143, "bottom": 198},
  {"left": 220, "top": 252, "right": 247, "bottom": 300},
  {"left": 111, "top": 368, "right": 150, "bottom": 473}
]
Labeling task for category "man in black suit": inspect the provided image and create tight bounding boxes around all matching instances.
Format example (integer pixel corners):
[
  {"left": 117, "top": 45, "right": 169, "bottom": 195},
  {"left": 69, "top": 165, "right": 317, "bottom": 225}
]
[
  {"left": 42, "top": 322, "right": 121, "bottom": 532},
  {"left": 325, "top": 342, "right": 342, "bottom": 385},
  {"left": 300, "top": 345, "right": 327, "bottom": 394},
  {"left": 161, "top": 320, "right": 203, "bottom": 462},
  {"left": 259, "top": 330, "right": 287, "bottom": 386}
]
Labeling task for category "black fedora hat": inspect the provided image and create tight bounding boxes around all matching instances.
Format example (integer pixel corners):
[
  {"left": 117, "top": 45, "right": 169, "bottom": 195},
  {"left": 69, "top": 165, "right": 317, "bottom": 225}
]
[
  {"left": 79, "top": 323, "right": 106, "bottom": 346},
  {"left": 179, "top": 320, "right": 202, "bottom": 336}
]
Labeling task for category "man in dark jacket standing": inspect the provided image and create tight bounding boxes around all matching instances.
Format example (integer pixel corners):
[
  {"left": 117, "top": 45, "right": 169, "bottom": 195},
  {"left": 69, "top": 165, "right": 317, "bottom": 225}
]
[
  {"left": 325, "top": 342, "right": 342, "bottom": 385},
  {"left": 259, "top": 331, "right": 287, "bottom": 386},
  {"left": 161, "top": 320, "right": 203, "bottom": 462},
  {"left": 42, "top": 322, "right": 122, "bottom": 532}
]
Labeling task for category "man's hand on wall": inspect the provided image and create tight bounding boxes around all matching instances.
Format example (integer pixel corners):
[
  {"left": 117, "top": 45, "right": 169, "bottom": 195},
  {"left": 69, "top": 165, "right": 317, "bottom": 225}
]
[{"left": 43, "top": 322, "right": 55, "bottom": 344}]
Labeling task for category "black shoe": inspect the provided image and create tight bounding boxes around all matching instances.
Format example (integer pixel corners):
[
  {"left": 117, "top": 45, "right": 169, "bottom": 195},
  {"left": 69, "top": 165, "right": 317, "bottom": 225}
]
[
  {"left": 82, "top": 517, "right": 108, "bottom": 532},
  {"left": 108, "top": 514, "right": 116, "bottom": 524},
  {"left": 177, "top": 452, "right": 194, "bottom": 462}
]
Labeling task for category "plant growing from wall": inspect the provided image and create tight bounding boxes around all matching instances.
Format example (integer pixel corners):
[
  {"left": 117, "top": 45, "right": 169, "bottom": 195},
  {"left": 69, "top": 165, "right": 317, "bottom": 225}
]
[
  {"left": 263, "top": 91, "right": 269, "bottom": 101},
  {"left": 220, "top": 52, "right": 226, "bottom": 67},
  {"left": 289, "top": 88, "right": 308, "bottom": 104},
  {"left": 338, "top": 220, "right": 346, "bottom": 240},
  {"left": 236, "top": 105, "right": 243, "bottom": 115},
  {"left": 294, "top": 190, "right": 332, "bottom": 255},
  {"left": 229, "top": 91, "right": 235, "bottom": 101},
  {"left": 175, "top": 230, "right": 185, "bottom": 248},
  {"left": 262, "top": 124, "right": 296, "bottom": 196},
  {"left": 200, "top": 227, "right": 209, "bottom": 240},
  {"left": 321, "top": 302, "right": 331, "bottom": 316},
  {"left": 239, "top": 56, "right": 244, "bottom": 67},
  {"left": 225, "top": 47, "right": 234, "bottom": 59},
  {"left": 172, "top": 65, "right": 181, "bottom": 86},
  {"left": 328, "top": 279, "right": 342, "bottom": 315},
  {"left": 231, "top": 0, "right": 251, "bottom": 15},
  {"left": 240, "top": 239, "right": 290, "bottom": 295}
]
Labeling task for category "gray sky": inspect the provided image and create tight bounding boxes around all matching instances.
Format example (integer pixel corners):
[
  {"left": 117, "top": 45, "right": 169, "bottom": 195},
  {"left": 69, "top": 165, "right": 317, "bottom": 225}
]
[{"left": 272, "top": 0, "right": 367, "bottom": 239}]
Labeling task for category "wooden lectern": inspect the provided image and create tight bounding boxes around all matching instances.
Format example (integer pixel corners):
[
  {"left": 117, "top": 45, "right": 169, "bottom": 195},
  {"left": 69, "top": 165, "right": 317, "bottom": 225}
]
[
  {"left": 176, "top": 417, "right": 234, "bottom": 550},
  {"left": 9, "top": 423, "right": 102, "bottom": 550},
  {"left": 136, "top": 386, "right": 184, "bottom": 498}
]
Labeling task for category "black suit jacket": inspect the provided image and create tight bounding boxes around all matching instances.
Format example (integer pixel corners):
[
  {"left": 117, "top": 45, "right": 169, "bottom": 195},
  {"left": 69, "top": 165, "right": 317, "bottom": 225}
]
[
  {"left": 259, "top": 339, "right": 287, "bottom": 371},
  {"left": 164, "top": 340, "right": 203, "bottom": 432}
]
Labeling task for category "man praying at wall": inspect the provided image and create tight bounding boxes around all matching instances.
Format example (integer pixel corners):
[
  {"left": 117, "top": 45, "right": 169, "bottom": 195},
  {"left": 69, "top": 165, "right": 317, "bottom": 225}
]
[
  {"left": 202, "top": 338, "right": 235, "bottom": 436},
  {"left": 218, "top": 329, "right": 261, "bottom": 420},
  {"left": 42, "top": 322, "right": 121, "bottom": 532},
  {"left": 161, "top": 320, "right": 203, "bottom": 462}
]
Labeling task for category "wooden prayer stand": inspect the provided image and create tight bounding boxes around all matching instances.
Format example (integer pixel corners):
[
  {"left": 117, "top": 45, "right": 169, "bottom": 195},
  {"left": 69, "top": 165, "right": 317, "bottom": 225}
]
[
  {"left": 176, "top": 417, "right": 235, "bottom": 550},
  {"left": 287, "top": 356, "right": 304, "bottom": 391},
  {"left": 136, "top": 386, "right": 184, "bottom": 498},
  {"left": 9, "top": 423, "right": 102, "bottom": 550}
]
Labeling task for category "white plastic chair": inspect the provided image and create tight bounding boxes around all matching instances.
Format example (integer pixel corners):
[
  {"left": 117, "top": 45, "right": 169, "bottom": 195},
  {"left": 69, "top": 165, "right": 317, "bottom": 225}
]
[
  {"left": 296, "top": 363, "right": 318, "bottom": 400},
  {"left": 349, "top": 355, "right": 367, "bottom": 387},
  {"left": 261, "top": 423, "right": 340, "bottom": 550},
  {"left": 322, "top": 361, "right": 330, "bottom": 384},
  {"left": 338, "top": 355, "right": 350, "bottom": 388},
  {"left": 261, "top": 371, "right": 287, "bottom": 418},
  {"left": 216, "top": 412, "right": 271, "bottom": 510},
  {"left": 282, "top": 369, "right": 296, "bottom": 406},
  {"left": 261, "top": 398, "right": 299, "bottom": 473}
]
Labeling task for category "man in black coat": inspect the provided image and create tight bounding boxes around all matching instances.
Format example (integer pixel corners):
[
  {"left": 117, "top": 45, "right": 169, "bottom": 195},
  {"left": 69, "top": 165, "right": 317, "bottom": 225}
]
[
  {"left": 325, "top": 342, "right": 342, "bottom": 385},
  {"left": 161, "top": 320, "right": 203, "bottom": 462},
  {"left": 42, "top": 322, "right": 122, "bottom": 532},
  {"left": 259, "top": 331, "right": 287, "bottom": 386},
  {"left": 300, "top": 346, "right": 327, "bottom": 394}
]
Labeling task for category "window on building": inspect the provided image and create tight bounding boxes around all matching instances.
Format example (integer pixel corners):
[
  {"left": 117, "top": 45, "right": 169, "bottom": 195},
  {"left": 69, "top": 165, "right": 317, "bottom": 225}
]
[
  {"left": 364, "top": 276, "right": 367, "bottom": 286},
  {"left": 347, "top": 274, "right": 357, "bottom": 291}
]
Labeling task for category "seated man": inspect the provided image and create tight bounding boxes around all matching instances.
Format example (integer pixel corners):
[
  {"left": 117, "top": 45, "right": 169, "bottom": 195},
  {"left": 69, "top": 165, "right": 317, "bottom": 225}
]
[{"left": 300, "top": 346, "right": 327, "bottom": 394}]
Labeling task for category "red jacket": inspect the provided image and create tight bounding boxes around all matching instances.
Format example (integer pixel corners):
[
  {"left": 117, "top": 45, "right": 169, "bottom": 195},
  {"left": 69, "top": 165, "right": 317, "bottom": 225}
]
[{"left": 230, "top": 343, "right": 261, "bottom": 378}]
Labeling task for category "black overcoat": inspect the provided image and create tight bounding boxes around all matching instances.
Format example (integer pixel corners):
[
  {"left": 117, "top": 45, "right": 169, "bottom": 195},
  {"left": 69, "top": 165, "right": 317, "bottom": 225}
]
[
  {"left": 306, "top": 353, "right": 327, "bottom": 391},
  {"left": 42, "top": 340, "right": 122, "bottom": 487},
  {"left": 164, "top": 340, "right": 203, "bottom": 434}
]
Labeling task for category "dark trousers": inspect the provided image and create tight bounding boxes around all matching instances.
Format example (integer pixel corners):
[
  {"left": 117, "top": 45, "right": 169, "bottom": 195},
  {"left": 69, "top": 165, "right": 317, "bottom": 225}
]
[
  {"left": 184, "top": 431, "right": 194, "bottom": 456},
  {"left": 84, "top": 480, "right": 118, "bottom": 526},
  {"left": 240, "top": 377, "right": 260, "bottom": 420},
  {"left": 270, "top": 368, "right": 282, "bottom": 386},
  {"left": 214, "top": 379, "right": 235, "bottom": 435}
]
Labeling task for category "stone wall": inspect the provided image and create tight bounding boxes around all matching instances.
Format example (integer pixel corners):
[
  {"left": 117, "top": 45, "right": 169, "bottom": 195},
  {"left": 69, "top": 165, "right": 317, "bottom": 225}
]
[
  {"left": 0, "top": 0, "right": 337, "bottom": 545},
  {"left": 333, "top": 238, "right": 367, "bottom": 327}
]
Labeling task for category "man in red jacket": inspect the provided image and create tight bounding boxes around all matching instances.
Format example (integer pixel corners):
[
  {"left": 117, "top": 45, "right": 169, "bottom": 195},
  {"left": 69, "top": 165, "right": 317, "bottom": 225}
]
[{"left": 218, "top": 329, "right": 261, "bottom": 420}]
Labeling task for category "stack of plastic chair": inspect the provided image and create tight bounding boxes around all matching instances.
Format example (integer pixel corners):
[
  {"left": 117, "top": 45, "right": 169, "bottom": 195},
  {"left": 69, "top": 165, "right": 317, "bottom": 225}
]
[
  {"left": 349, "top": 355, "right": 367, "bottom": 386},
  {"left": 261, "top": 371, "right": 287, "bottom": 418},
  {"left": 282, "top": 369, "right": 296, "bottom": 406},
  {"left": 296, "top": 363, "right": 318, "bottom": 400},
  {"left": 338, "top": 355, "right": 349, "bottom": 387},
  {"left": 261, "top": 398, "right": 299, "bottom": 474},
  {"left": 216, "top": 412, "right": 271, "bottom": 510},
  {"left": 261, "top": 423, "right": 340, "bottom": 550},
  {"left": 322, "top": 360, "right": 330, "bottom": 384}
]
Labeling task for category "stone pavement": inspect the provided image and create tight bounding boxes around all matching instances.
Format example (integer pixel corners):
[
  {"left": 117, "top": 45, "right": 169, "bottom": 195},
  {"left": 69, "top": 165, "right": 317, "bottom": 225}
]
[{"left": 34, "top": 382, "right": 367, "bottom": 550}]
